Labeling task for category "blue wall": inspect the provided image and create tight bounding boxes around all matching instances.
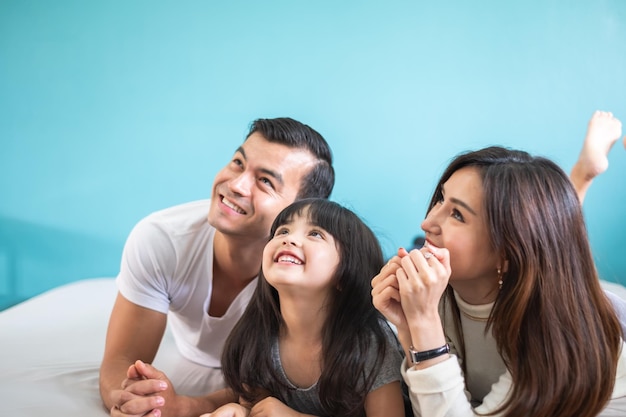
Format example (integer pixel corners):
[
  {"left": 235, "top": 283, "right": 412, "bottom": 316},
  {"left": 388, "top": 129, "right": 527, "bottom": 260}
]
[{"left": 1, "top": 0, "right": 625, "bottom": 309}]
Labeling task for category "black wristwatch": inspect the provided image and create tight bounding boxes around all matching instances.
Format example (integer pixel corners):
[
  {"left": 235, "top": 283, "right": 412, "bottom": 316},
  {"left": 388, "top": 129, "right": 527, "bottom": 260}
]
[{"left": 409, "top": 344, "right": 450, "bottom": 364}]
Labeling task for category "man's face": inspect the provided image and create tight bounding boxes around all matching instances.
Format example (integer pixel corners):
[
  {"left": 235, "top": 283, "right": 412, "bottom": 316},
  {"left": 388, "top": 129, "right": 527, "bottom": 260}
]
[{"left": 207, "top": 132, "right": 318, "bottom": 242}]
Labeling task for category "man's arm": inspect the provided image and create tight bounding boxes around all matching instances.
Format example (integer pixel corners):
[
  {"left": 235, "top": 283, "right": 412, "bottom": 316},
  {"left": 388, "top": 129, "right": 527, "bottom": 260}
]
[
  {"left": 99, "top": 292, "right": 167, "bottom": 413},
  {"left": 109, "top": 361, "right": 236, "bottom": 417}
]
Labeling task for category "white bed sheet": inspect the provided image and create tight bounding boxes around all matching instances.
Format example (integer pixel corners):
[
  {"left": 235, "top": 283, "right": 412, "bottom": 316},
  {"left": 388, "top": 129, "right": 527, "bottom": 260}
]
[
  {"left": 0, "top": 278, "right": 185, "bottom": 417},
  {"left": 1, "top": 277, "right": 626, "bottom": 417}
]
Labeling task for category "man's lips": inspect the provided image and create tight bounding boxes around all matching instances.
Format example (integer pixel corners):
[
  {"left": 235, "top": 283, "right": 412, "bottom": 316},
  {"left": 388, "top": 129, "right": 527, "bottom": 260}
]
[{"left": 221, "top": 196, "right": 247, "bottom": 214}]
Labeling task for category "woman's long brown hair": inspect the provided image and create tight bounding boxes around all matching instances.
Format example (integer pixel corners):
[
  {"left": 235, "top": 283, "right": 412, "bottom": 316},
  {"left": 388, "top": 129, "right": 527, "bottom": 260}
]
[{"left": 431, "top": 147, "right": 622, "bottom": 417}]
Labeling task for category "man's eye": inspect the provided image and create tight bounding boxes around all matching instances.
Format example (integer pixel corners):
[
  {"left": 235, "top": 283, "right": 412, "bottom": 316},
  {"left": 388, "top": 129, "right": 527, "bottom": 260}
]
[{"left": 260, "top": 177, "right": 274, "bottom": 188}]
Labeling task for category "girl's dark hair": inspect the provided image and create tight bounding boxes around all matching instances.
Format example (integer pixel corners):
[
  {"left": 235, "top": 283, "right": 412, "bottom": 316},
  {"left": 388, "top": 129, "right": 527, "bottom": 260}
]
[
  {"left": 432, "top": 146, "right": 622, "bottom": 417},
  {"left": 221, "top": 198, "right": 388, "bottom": 417}
]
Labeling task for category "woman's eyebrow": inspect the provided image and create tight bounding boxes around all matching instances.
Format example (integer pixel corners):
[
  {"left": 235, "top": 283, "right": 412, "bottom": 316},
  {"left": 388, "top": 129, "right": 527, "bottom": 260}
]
[
  {"left": 441, "top": 184, "right": 477, "bottom": 216},
  {"left": 450, "top": 197, "right": 477, "bottom": 216}
]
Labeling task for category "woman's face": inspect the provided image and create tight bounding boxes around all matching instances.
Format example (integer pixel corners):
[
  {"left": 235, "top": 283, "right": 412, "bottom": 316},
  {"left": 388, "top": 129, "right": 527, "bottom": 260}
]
[{"left": 421, "top": 166, "right": 502, "bottom": 300}]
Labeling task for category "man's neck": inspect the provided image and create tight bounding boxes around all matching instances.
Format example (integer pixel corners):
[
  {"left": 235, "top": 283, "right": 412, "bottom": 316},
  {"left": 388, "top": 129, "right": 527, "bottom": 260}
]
[
  {"left": 212, "top": 230, "right": 265, "bottom": 286},
  {"left": 207, "top": 231, "right": 265, "bottom": 317}
]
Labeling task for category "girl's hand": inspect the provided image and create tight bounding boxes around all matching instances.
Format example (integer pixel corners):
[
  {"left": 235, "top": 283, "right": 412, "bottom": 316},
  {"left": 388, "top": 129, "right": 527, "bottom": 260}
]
[
  {"left": 249, "top": 397, "right": 300, "bottom": 417},
  {"left": 200, "top": 402, "right": 249, "bottom": 417},
  {"left": 371, "top": 252, "right": 409, "bottom": 332}
]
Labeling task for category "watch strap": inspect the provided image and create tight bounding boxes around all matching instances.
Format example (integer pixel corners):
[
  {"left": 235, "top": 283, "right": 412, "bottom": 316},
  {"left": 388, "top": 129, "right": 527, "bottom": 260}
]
[{"left": 409, "top": 343, "right": 450, "bottom": 364}]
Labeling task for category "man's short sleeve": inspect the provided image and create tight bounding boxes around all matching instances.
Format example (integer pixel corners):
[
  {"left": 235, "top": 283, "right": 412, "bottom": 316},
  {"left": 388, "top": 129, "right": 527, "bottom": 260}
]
[{"left": 116, "top": 215, "right": 176, "bottom": 314}]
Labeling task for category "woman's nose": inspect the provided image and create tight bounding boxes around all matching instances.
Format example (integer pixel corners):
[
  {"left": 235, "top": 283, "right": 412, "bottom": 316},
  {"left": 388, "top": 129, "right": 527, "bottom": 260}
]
[{"left": 421, "top": 207, "right": 441, "bottom": 235}]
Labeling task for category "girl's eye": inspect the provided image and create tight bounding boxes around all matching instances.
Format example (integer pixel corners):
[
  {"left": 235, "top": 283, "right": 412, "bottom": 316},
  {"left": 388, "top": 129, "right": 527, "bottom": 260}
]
[
  {"left": 309, "top": 230, "right": 324, "bottom": 238},
  {"left": 274, "top": 227, "right": 289, "bottom": 236}
]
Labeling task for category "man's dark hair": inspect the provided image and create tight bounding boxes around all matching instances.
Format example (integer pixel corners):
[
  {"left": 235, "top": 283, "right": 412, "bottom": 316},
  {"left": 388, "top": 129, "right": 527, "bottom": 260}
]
[{"left": 247, "top": 117, "right": 334, "bottom": 199}]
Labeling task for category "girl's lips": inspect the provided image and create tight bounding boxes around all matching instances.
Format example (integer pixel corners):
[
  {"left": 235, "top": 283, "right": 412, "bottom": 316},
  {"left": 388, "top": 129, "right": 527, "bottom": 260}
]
[{"left": 275, "top": 251, "right": 304, "bottom": 264}]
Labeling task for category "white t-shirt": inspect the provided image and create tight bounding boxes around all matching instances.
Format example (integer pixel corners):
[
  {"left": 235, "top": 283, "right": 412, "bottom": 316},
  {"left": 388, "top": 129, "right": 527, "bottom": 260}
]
[{"left": 116, "top": 199, "right": 258, "bottom": 368}]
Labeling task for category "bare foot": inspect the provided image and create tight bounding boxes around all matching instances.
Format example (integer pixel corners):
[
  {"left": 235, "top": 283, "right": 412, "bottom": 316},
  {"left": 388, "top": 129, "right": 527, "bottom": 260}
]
[
  {"left": 570, "top": 111, "right": 622, "bottom": 203},
  {"left": 576, "top": 110, "right": 622, "bottom": 180}
]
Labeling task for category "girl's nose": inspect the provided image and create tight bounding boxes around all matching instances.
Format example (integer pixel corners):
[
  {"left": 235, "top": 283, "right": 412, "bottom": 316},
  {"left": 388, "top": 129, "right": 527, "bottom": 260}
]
[{"left": 282, "top": 235, "right": 301, "bottom": 246}]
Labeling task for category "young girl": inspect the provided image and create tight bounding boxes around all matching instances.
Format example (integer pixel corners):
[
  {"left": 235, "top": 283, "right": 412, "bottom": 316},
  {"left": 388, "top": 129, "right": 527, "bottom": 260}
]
[
  {"left": 371, "top": 112, "right": 626, "bottom": 416},
  {"left": 204, "top": 198, "right": 406, "bottom": 417}
]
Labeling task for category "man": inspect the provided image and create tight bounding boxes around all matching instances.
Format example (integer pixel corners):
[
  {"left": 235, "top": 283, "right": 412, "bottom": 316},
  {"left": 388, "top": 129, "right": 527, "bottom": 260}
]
[{"left": 99, "top": 117, "right": 334, "bottom": 417}]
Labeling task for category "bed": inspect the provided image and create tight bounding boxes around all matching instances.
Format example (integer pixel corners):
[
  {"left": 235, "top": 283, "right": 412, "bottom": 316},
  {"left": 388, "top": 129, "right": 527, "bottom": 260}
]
[
  {"left": 0, "top": 278, "right": 184, "bottom": 417},
  {"left": 2, "top": 277, "right": 626, "bottom": 416}
]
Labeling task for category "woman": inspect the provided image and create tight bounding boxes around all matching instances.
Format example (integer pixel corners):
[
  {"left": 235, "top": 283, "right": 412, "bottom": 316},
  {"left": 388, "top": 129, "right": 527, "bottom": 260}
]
[{"left": 372, "top": 144, "right": 626, "bottom": 417}]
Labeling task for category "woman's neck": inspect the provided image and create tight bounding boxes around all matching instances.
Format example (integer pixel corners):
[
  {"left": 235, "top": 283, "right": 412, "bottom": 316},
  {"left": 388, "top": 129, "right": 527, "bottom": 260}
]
[{"left": 450, "top": 277, "right": 499, "bottom": 305}]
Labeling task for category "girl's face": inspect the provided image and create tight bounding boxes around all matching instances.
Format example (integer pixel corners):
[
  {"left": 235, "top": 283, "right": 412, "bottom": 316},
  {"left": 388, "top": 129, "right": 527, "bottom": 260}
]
[
  {"left": 262, "top": 211, "right": 341, "bottom": 297},
  {"left": 421, "top": 167, "right": 502, "bottom": 301}
]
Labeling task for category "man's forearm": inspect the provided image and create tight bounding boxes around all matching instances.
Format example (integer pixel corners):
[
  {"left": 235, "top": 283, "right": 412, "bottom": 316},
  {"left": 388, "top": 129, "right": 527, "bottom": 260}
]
[{"left": 99, "top": 358, "right": 133, "bottom": 410}]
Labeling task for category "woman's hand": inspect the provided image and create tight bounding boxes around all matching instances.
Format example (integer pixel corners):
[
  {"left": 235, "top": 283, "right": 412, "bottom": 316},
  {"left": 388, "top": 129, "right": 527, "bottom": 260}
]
[
  {"left": 372, "top": 251, "right": 409, "bottom": 333},
  {"left": 396, "top": 245, "right": 451, "bottom": 323},
  {"left": 395, "top": 245, "right": 451, "bottom": 361}
]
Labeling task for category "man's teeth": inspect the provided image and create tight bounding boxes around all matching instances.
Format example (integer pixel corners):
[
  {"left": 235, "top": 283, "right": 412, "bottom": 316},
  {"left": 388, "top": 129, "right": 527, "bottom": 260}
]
[
  {"left": 277, "top": 255, "right": 303, "bottom": 265},
  {"left": 222, "top": 198, "right": 246, "bottom": 214}
]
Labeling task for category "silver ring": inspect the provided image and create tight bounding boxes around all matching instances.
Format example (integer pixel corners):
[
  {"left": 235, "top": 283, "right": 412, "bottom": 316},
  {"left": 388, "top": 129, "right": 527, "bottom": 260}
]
[{"left": 424, "top": 252, "right": 433, "bottom": 260}]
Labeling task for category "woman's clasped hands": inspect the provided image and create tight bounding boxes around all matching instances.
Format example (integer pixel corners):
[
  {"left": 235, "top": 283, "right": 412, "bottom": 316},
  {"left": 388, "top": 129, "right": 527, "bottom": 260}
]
[{"left": 371, "top": 244, "right": 451, "bottom": 336}]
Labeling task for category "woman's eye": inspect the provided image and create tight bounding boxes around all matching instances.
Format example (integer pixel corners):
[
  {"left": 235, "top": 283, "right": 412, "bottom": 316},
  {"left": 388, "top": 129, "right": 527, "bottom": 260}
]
[{"left": 452, "top": 209, "right": 464, "bottom": 222}]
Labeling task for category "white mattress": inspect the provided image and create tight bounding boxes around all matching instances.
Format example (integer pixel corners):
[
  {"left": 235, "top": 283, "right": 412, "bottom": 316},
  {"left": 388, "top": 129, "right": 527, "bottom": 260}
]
[
  {"left": 1, "top": 277, "right": 625, "bottom": 416},
  {"left": 0, "top": 278, "right": 184, "bottom": 416}
]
